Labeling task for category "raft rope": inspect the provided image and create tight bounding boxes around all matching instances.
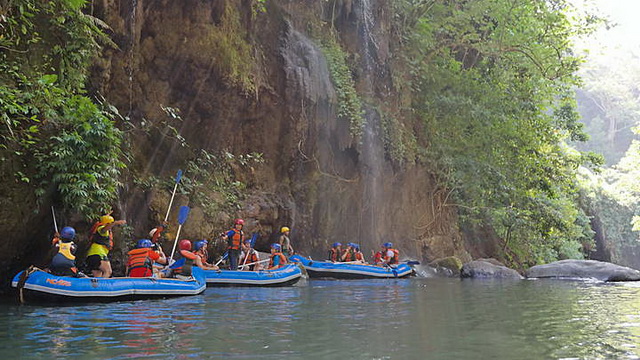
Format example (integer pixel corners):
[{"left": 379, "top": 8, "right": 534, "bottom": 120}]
[{"left": 17, "top": 266, "right": 39, "bottom": 304}]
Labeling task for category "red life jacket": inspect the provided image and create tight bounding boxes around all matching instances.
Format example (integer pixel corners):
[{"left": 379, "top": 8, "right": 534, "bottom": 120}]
[
  {"left": 342, "top": 249, "right": 355, "bottom": 262},
  {"left": 269, "top": 252, "right": 287, "bottom": 269},
  {"left": 385, "top": 248, "right": 399, "bottom": 265},
  {"left": 329, "top": 248, "right": 341, "bottom": 262},
  {"left": 373, "top": 251, "right": 383, "bottom": 264},
  {"left": 227, "top": 229, "right": 243, "bottom": 250},
  {"left": 354, "top": 251, "right": 364, "bottom": 262},
  {"left": 127, "top": 248, "right": 153, "bottom": 277}
]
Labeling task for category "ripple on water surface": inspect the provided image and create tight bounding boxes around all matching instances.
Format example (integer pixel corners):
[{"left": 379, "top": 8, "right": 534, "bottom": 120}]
[{"left": 0, "top": 278, "right": 639, "bottom": 359}]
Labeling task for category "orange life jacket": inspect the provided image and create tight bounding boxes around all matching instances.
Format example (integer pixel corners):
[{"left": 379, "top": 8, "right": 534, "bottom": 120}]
[
  {"left": 241, "top": 250, "right": 259, "bottom": 266},
  {"left": 227, "top": 229, "right": 243, "bottom": 250},
  {"left": 373, "top": 251, "right": 383, "bottom": 264},
  {"left": 127, "top": 248, "right": 153, "bottom": 276},
  {"left": 269, "top": 252, "right": 287, "bottom": 269},
  {"left": 385, "top": 248, "right": 399, "bottom": 265}
]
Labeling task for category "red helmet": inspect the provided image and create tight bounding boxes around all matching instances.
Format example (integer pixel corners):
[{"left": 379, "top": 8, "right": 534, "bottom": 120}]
[
  {"left": 235, "top": 219, "right": 245, "bottom": 225},
  {"left": 179, "top": 239, "right": 192, "bottom": 251}
]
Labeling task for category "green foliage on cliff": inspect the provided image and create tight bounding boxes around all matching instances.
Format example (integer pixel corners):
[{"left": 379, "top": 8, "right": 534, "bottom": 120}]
[
  {"left": 318, "top": 35, "right": 365, "bottom": 140},
  {"left": 393, "top": 0, "right": 604, "bottom": 266},
  {"left": 181, "top": 149, "right": 264, "bottom": 216},
  {"left": 0, "top": 0, "right": 124, "bottom": 219}
]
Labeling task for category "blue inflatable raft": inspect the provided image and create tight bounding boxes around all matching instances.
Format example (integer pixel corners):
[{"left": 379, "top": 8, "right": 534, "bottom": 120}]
[
  {"left": 203, "top": 264, "right": 303, "bottom": 287},
  {"left": 11, "top": 266, "right": 206, "bottom": 303},
  {"left": 290, "top": 255, "right": 414, "bottom": 279}
]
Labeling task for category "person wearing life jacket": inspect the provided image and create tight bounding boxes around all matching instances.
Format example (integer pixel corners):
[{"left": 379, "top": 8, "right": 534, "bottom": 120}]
[
  {"left": 278, "top": 226, "right": 294, "bottom": 257},
  {"left": 86, "top": 214, "right": 126, "bottom": 278},
  {"left": 267, "top": 243, "right": 287, "bottom": 270},
  {"left": 382, "top": 242, "right": 399, "bottom": 265},
  {"left": 148, "top": 222, "right": 168, "bottom": 243},
  {"left": 168, "top": 240, "right": 199, "bottom": 278},
  {"left": 372, "top": 246, "right": 384, "bottom": 266},
  {"left": 239, "top": 239, "right": 260, "bottom": 270},
  {"left": 340, "top": 243, "right": 356, "bottom": 262},
  {"left": 168, "top": 239, "right": 216, "bottom": 277},
  {"left": 328, "top": 242, "right": 342, "bottom": 262},
  {"left": 193, "top": 239, "right": 218, "bottom": 270},
  {"left": 50, "top": 226, "right": 81, "bottom": 277},
  {"left": 352, "top": 243, "right": 365, "bottom": 263},
  {"left": 223, "top": 218, "right": 244, "bottom": 270},
  {"left": 126, "top": 239, "right": 167, "bottom": 277}
]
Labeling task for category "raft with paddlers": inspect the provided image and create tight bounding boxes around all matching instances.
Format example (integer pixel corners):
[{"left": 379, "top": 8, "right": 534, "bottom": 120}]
[
  {"left": 11, "top": 266, "right": 206, "bottom": 303},
  {"left": 290, "top": 255, "right": 414, "bottom": 279},
  {"left": 202, "top": 263, "right": 303, "bottom": 287}
]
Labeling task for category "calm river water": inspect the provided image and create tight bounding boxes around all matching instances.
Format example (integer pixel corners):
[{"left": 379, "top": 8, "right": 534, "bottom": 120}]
[{"left": 1, "top": 274, "right": 639, "bottom": 359}]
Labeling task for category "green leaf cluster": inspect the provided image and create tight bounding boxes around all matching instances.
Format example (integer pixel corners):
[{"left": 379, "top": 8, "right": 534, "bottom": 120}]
[
  {"left": 393, "top": 0, "right": 602, "bottom": 266},
  {"left": 318, "top": 35, "right": 365, "bottom": 140},
  {"left": 180, "top": 149, "right": 264, "bottom": 217},
  {"left": 1, "top": 0, "right": 124, "bottom": 219}
]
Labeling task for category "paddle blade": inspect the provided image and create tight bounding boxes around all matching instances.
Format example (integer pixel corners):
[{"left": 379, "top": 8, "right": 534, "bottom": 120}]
[
  {"left": 175, "top": 169, "right": 183, "bottom": 183},
  {"left": 177, "top": 206, "right": 190, "bottom": 225},
  {"left": 250, "top": 232, "right": 258, "bottom": 247}
]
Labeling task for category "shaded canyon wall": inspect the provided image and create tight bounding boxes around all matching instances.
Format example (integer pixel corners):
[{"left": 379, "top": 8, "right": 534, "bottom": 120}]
[{"left": 88, "top": 0, "right": 471, "bottom": 261}]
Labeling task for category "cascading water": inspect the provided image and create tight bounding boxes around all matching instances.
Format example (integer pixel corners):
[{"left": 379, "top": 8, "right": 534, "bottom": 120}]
[{"left": 355, "top": 0, "right": 385, "bottom": 255}]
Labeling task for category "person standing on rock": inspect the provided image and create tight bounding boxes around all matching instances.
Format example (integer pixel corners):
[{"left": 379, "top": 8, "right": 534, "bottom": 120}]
[
  {"left": 278, "top": 226, "right": 294, "bottom": 257},
  {"left": 86, "top": 213, "right": 126, "bottom": 278},
  {"left": 223, "top": 219, "right": 245, "bottom": 270}
]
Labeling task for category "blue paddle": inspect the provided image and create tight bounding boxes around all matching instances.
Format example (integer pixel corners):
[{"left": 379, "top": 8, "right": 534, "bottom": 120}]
[
  {"left": 168, "top": 205, "right": 190, "bottom": 262},
  {"left": 163, "top": 169, "right": 183, "bottom": 222}
]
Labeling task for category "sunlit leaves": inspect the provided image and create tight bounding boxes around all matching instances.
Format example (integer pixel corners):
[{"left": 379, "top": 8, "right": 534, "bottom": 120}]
[{"left": 394, "top": 0, "right": 598, "bottom": 265}]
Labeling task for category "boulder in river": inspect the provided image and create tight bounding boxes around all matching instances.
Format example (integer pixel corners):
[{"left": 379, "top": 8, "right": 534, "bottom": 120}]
[
  {"left": 428, "top": 256, "right": 463, "bottom": 276},
  {"left": 526, "top": 260, "right": 640, "bottom": 282},
  {"left": 460, "top": 260, "right": 523, "bottom": 279}
]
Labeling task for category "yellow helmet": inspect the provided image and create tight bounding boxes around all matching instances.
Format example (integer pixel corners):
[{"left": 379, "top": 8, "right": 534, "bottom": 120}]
[
  {"left": 100, "top": 215, "right": 114, "bottom": 224},
  {"left": 281, "top": 226, "right": 290, "bottom": 233}
]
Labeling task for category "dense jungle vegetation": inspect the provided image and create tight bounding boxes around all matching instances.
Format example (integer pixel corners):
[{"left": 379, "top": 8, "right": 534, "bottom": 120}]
[{"left": 1, "top": 0, "right": 637, "bottom": 268}]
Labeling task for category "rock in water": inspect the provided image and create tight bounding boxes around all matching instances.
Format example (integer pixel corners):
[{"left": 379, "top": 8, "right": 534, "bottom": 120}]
[
  {"left": 526, "top": 260, "right": 640, "bottom": 282},
  {"left": 429, "top": 256, "right": 463, "bottom": 276},
  {"left": 460, "top": 260, "right": 523, "bottom": 279}
]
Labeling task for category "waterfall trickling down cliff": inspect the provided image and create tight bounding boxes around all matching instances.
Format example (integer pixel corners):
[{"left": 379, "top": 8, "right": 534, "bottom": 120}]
[{"left": 355, "top": 0, "right": 385, "bottom": 254}]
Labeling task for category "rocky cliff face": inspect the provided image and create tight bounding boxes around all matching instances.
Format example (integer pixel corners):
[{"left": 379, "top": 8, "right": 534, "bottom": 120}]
[
  {"left": 92, "top": 0, "right": 472, "bottom": 259},
  {"left": 0, "top": 0, "right": 475, "bottom": 285}
]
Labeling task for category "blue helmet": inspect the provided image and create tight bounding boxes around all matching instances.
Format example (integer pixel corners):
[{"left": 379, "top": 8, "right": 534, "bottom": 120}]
[
  {"left": 137, "top": 239, "right": 153, "bottom": 248},
  {"left": 271, "top": 243, "right": 281, "bottom": 251},
  {"left": 383, "top": 242, "right": 393, "bottom": 248},
  {"left": 352, "top": 243, "right": 360, "bottom": 250},
  {"left": 332, "top": 242, "right": 342, "bottom": 248},
  {"left": 60, "top": 226, "right": 76, "bottom": 240},
  {"left": 194, "top": 240, "right": 208, "bottom": 251}
]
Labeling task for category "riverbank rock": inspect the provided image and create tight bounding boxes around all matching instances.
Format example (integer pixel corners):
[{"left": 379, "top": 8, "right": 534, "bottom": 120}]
[
  {"left": 526, "top": 260, "right": 640, "bottom": 282},
  {"left": 429, "top": 256, "right": 463, "bottom": 276},
  {"left": 460, "top": 260, "right": 523, "bottom": 279}
]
